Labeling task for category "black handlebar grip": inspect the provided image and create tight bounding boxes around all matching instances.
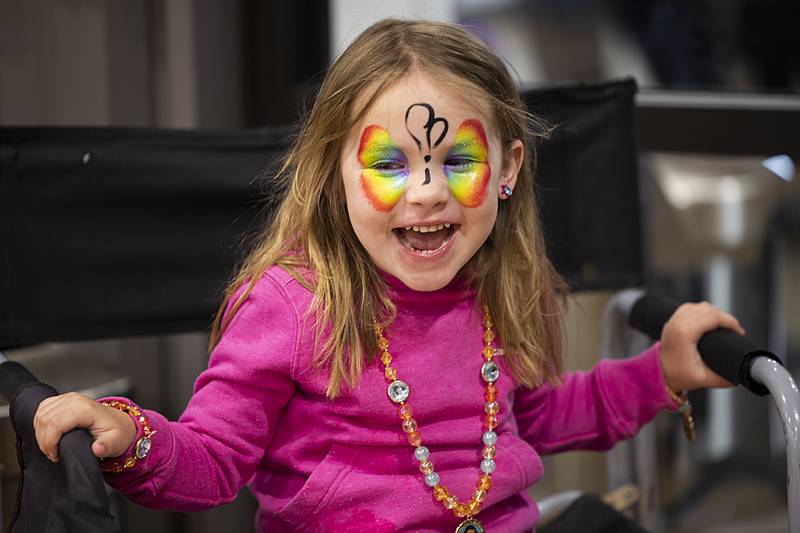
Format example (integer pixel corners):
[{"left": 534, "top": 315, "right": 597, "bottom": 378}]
[
  {"left": 629, "top": 293, "right": 782, "bottom": 396},
  {"left": 0, "top": 361, "right": 43, "bottom": 403},
  {"left": 628, "top": 293, "right": 679, "bottom": 341}
]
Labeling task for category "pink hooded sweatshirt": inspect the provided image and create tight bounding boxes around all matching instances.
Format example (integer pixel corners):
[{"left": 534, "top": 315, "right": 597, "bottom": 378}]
[{"left": 103, "top": 266, "right": 676, "bottom": 531}]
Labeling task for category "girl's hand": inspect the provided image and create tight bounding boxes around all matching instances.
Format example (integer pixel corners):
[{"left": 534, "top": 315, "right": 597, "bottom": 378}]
[
  {"left": 659, "top": 301, "right": 746, "bottom": 392},
  {"left": 33, "top": 392, "right": 137, "bottom": 463}
]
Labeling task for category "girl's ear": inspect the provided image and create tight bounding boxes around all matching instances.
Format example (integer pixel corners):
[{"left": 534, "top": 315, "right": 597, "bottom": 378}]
[{"left": 498, "top": 139, "right": 524, "bottom": 198}]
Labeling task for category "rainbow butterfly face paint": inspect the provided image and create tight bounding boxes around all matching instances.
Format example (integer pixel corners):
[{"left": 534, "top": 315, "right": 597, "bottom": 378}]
[
  {"left": 445, "top": 119, "right": 491, "bottom": 207},
  {"left": 358, "top": 125, "right": 409, "bottom": 212}
]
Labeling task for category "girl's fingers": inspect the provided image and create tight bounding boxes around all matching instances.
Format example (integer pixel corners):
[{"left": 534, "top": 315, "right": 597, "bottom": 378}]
[
  {"left": 35, "top": 395, "right": 138, "bottom": 462},
  {"left": 36, "top": 404, "right": 76, "bottom": 461},
  {"left": 675, "top": 302, "right": 746, "bottom": 340},
  {"left": 661, "top": 301, "right": 745, "bottom": 391},
  {"left": 34, "top": 393, "right": 94, "bottom": 462},
  {"left": 717, "top": 309, "right": 746, "bottom": 336}
]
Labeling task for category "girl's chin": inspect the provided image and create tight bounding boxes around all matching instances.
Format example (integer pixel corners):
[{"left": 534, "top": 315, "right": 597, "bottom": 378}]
[{"left": 392, "top": 269, "right": 458, "bottom": 292}]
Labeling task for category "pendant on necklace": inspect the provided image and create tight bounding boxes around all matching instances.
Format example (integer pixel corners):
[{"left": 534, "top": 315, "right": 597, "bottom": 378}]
[{"left": 455, "top": 517, "right": 485, "bottom": 533}]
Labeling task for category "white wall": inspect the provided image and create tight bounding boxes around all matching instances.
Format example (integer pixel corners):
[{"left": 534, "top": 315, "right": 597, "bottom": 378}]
[{"left": 329, "top": 0, "right": 460, "bottom": 60}]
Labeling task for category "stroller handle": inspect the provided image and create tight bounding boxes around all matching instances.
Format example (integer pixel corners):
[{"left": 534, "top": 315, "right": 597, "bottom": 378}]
[
  {"left": 628, "top": 292, "right": 800, "bottom": 533},
  {"left": 629, "top": 293, "right": 782, "bottom": 396}
]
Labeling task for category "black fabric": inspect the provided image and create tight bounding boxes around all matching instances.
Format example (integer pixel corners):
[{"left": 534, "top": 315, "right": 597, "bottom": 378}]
[
  {"left": 6, "top": 380, "right": 119, "bottom": 533},
  {"left": 539, "top": 494, "right": 649, "bottom": 533},
  {"left": 0, "top": 362, "right": 39, "bottom": 402},
  {"left": 523, "top": 78, "right": 642, "bottom": 292},
  {"left": 0, "top": 79, "right": 641, "bottom": 348}
]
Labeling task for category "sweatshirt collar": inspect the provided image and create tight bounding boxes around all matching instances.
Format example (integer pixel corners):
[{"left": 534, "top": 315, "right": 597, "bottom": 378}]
[{"left": 377, "top": 269, "right": 475, "bottom": 308}]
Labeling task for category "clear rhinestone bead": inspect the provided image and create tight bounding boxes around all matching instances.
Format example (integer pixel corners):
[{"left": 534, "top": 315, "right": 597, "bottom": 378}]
[
  {"left": 425, "top": 472, "right": 440, "bottom": 487},
  {"left": 387, "top": 380, "right": 410, "bottom": 403},
  {"left": 414, "top": 446, "right": 430, "bottom": 461},
  {"left": 482, "top": 430, "right": 497, "bottom": 446},
  {"left": 480, "top": 458, "right": 496, "bottom": 474},
  {"left": 481, "top": 361, "right": 499, "bottom": 383}
]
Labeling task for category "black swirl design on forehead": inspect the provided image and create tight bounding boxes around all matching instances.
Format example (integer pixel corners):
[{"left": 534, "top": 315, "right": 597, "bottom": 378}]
[{"left": 405, "top": 103, "right": 449, "bottom": 185}]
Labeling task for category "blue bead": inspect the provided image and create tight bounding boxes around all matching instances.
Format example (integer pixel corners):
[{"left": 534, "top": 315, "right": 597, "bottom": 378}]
[
  {"left": 482, "top": 430, "right": 497, "bottom": 446},
  {"left": 480, "top": 458, "right": 496, "bottom": 474},
  {"left": 424, "top": 472, "right": 440, "bottom": 487},
  {"left": 414, "top": 446, "right": 430, "bottom": 461}
]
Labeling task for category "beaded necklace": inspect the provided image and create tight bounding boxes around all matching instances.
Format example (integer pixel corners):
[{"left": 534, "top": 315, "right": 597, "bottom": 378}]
[{"left": 375, "top": 306, "right": 501, "bottom": 533}]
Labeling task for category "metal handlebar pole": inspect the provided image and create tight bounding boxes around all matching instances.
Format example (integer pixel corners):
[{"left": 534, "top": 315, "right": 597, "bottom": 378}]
[
  {"left": 750, "top": 357, "right": 800, "bottom": 533},
  {"left": 600, "top": 288, "right": 664, "bottom": 532}
]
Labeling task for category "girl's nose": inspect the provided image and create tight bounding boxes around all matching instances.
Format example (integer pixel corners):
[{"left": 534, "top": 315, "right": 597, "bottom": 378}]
[{"left": 404, "top": 166, "right": 450, "bottom": 207}]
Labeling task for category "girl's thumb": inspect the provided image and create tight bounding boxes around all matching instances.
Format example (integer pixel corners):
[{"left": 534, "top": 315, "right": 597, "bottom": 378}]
[{"left": 91, "top": 439, "right": 109, "bottom": 459}]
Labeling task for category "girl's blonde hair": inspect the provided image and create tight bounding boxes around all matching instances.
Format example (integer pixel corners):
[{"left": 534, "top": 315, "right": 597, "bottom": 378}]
[{"left": 210, "top": 18, "right": 566, "bottom": 397}]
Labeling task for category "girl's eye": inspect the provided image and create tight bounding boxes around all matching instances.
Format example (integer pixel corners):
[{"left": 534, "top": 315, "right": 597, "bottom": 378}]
[
  {"left": 371, "top": 161, "right": 406, "bottom": 172},
  {"left": 445, "top": 158, "right": 476, "bottom": 171}
]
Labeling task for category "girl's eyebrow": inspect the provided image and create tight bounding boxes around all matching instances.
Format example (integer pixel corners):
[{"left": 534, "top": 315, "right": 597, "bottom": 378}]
[
  {"left": 448, "top": 139, "right": 478, "bottom": 150},
  {"left": 367, "top": 141, "right": 402, "bottom": 152}
]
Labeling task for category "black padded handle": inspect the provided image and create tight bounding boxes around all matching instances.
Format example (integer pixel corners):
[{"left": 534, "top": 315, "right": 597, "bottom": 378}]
[{"left": 629, "top": 293, "right": 781, "bottom": 396}]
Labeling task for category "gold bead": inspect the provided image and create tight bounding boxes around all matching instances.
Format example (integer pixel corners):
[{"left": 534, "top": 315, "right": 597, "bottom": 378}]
[
  {"left": 380, "top": 351, "right": 392, "bottom": 365},
  {"left": 485, "top": 385, "right": 497, "bottom": 402},
  {"left": 407, "top": 431, "right": 422, "bottom": 447},
  {"left": 478, "top": 474, "right": 492, "bottom": 490},
  {"left": 419, "top": 460, "right": 434, "bottom": 474},
  {"left": 398, "top": 404, "right": 413, "bottom": 419},
  {"left": 444, "top": 496, "right": 458, "bottom": 510},
  {"left": 378, "top": 336, "right": 389, "bottom": 350},
  {"left": 483, "top": 330, "right": 495, "bottom": 343},
  {"left": 385, "top": 367, "right": 397, "bottom": 381},
  {"left": 454, "top": 504, "right": 468, "bottom": 518},
  {"left": 402, "top": 418, "right": 417, "bottom": 433},
  {"left": 482, "top": 346, "right": 495, "bottom": 360},
  {"left": 474, "top": 488, "right": 488, "bottom": 502},
  {"left": 485, "top": 401, "right": 499, "bottom": 414},
  {"left": 466, "top": 500, "right": 482, "bottom": 515},
  {"left": 485, "top": 414, "right": 498, "bottom": 430},
  {"left": 433, "top": 486, "right": 449, "bottom": 501},
  {"left": 482, "top": 446, "right": 496, "bottom": 459}
]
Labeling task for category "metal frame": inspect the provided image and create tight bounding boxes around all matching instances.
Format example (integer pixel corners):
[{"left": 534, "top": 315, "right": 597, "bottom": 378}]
[
  {"left": 600, "top": 289, "right": 664, "bottom": 532},
  {"left": 601, "top": 290, "right": 800, "bottom": 533},
  {"left": 750, "top": 358, "right": 800, "bottom": 533}
]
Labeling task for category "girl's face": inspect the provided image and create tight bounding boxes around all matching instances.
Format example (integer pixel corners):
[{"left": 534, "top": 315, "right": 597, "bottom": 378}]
[{"left": 340, "top": 70, "right": 523, "bottom": 291}]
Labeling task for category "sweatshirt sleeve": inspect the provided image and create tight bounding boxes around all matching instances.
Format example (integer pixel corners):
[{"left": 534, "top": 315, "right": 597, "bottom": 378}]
[
  {"left": 101, "top": 273, "right": 298, "bottom": 510},
  {"left": 513, "top": 343, "right": 678, "bottom": 455}
]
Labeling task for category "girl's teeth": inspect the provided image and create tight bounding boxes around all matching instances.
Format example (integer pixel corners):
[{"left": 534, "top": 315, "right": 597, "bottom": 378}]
[{"left": 406, "top": 224, "right": 450, "bottom": 233}]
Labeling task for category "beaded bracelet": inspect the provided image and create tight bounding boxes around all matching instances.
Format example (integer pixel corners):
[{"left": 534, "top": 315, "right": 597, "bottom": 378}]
[
  {"left": 665, "top": 387, "right": 696, "bottom": 442},
  {"left": 99, "top": 400, "right": 155, "bottom": 473}
]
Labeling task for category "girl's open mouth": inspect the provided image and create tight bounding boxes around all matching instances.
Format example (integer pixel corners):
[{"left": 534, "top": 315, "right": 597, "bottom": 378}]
[{"left": 393, "top": 224, "right": 458, "bottom": 255}]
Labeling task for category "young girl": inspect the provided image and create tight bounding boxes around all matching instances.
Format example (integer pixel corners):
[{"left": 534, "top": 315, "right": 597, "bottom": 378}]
[{"left": 34, "top": 18, "right": 742, "bottom": 532}]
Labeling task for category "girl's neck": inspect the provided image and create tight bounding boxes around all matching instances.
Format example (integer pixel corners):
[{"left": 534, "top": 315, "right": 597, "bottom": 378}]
[{"left": 378, "top": 268, "right": 474, "bottom": 307}]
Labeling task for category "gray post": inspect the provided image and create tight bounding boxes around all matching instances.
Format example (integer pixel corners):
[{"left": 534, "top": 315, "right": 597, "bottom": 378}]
[{"left": 750, "top": 357, "right": 800, "bottom": 533}]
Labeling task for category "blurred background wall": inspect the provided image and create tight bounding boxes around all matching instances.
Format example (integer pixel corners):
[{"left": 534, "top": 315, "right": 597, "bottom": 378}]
[{"left": 1, "top": 1, "right": 798, "bottom": 532}]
